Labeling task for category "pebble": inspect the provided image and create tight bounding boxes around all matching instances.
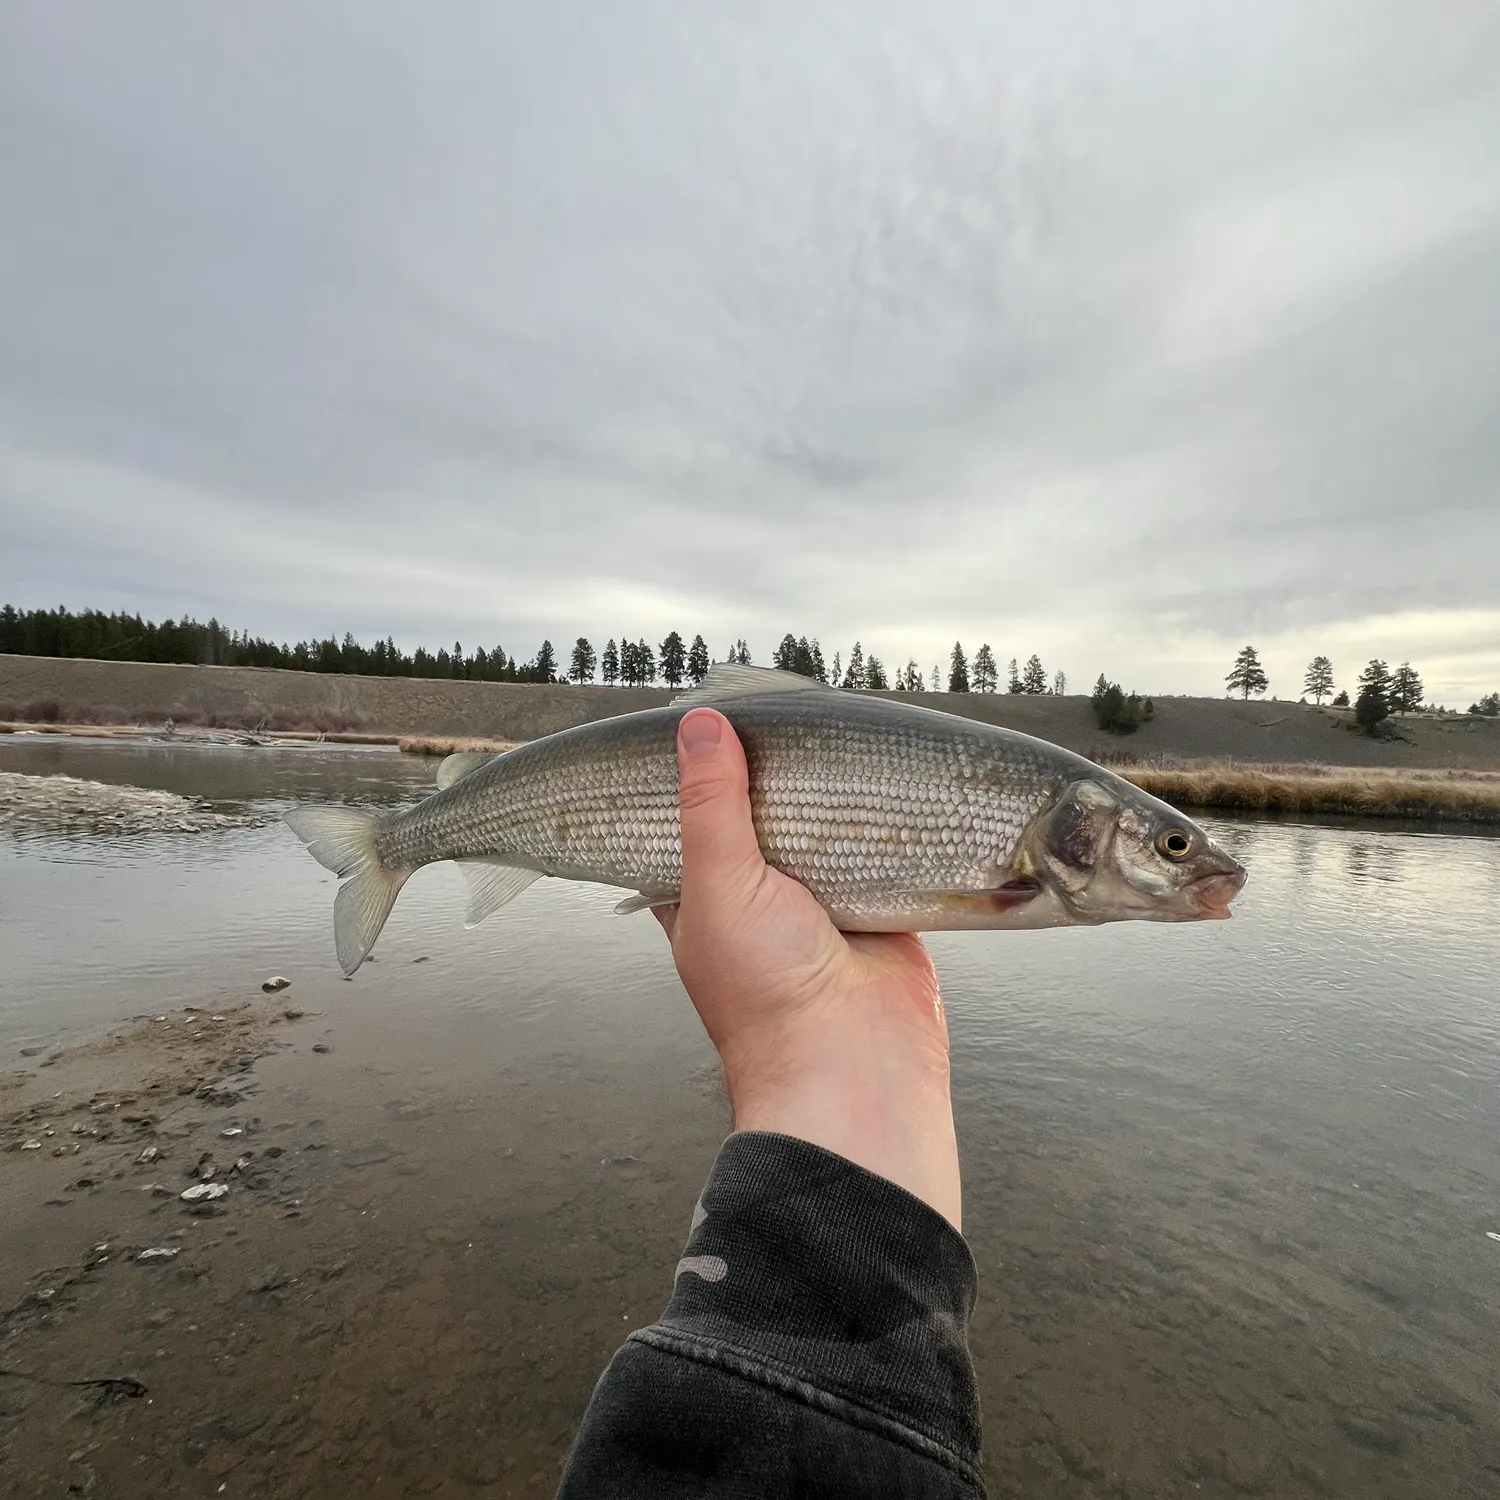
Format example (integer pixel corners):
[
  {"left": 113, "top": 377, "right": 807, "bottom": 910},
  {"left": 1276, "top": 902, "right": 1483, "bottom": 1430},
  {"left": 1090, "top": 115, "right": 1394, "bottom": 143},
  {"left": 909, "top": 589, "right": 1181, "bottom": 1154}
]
[
  {"left": 21, "top": 1139, "right": 42, "bottom": 1150},
  {"left": 220, "top": 1126, "right": 245, "bottom": 1138},
  {"left": 136, "top": 1145, "right": 161, "bottom": 1163},
  {"left": 1487, "top": 1231, "right": 1500, "bottom": 1243},
  {"left": 262, "top": 976, "right": 291, "bottom": 993},
  {"left": 180, "top": 1183, "right": 230, "bottom": 1203},
  {"left": 137, "top": 1246, "right": 181, "bottom": 1263},
  {"left": 312, "top": 1043, "right": 332, "bottom": 1054}
]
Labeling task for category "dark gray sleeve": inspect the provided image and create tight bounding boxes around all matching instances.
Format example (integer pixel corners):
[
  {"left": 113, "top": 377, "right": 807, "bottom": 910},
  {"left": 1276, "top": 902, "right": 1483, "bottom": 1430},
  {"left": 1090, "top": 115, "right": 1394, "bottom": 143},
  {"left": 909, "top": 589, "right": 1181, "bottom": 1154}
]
[{"left": 556, "top": 1131, "right": 986, "bottom": 1498}]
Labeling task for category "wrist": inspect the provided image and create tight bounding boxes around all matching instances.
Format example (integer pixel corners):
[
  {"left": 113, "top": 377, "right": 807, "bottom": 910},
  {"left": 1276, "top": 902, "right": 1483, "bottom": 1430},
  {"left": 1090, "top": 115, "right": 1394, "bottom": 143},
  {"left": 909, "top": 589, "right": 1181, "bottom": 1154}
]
[{"left": 720, "top": 1025, "right": 961, "bottom": 1229}]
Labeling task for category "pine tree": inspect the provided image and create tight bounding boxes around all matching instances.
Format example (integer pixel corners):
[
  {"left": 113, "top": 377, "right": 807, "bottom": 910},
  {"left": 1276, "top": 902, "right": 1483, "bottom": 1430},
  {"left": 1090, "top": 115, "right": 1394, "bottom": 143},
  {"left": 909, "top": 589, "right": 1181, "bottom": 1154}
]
[
  {"left": 686, "top": 634, "right": 709, "bottom": 685},
  {"left": 1021, "top": 655, "right": 1047, "bottom": 694},
  {"left": 601, "top": 638, "right": 620, "bottom": 685},
  {"left": 793, "top": 637, "right": 818, "bottom": 678},
  {"left": 831, "top": 650, "right": 842, "bottom": 685},
  {"left": 1389, "top": 662, "right": 1423, "bottom": 714},
  {"left": 533, "top": 639, "right": 557, "bottom": 683},
  {"left": 932, "top": 665, "right": 941, "bottom": 692},
  {"left": 1007, "top": 658, "right": 1022, "bottom": 694},
  {"left": 948, "top": 643, "right": 970, "bottom": 693},
  {"left": 971, "top": 644, "right": 998, "bottom": 693},
  {"left": 659, "top": 630, "right": 687, "bottom": 688},
  {"left": 568, "top": 637, "right": 597, "bottom": 685},
  {"left": 773, "top": 634, "right": 799, "bottom": 672},
  {"left": 843, "top": 642, "right": 866, "bottom": 690},
  {"left": 636, "top": 639, "right": 657, "bottom": 685},
  {"left": 866, "top": 655, "right": 889, "bottom": 690},
  {"left": 1355, "top": 659, "right": 1391, "bottom": 733},
  {"left": 1053, "top": 670, "right": 1067, "bottom": 696},
  {"left": 732, "top": 639, "right": 752, "bottom": 666},
  {"left": 810, "top": 640, "right": 828, "bottom": 683},
  {"left": 1226, "top": 645, "right": 1268, "bottom": 699},
  {"left": 1302, "top": 655, "right": 1334, "bottom": 705}
]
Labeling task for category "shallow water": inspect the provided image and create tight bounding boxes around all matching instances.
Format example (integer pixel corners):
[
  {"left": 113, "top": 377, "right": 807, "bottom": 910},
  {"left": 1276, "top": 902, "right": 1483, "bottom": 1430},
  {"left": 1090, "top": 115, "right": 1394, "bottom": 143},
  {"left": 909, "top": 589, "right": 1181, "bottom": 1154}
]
[{"left": 2, "top": 737, "right": 1499, "bottom": 1495}]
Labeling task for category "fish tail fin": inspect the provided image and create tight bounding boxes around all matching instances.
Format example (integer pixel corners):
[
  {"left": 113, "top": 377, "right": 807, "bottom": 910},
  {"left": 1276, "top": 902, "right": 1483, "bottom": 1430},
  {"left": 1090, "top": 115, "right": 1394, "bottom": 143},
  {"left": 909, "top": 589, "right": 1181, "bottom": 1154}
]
[{"left": 284, "top": 807, "right": 410, "bottom": 975}]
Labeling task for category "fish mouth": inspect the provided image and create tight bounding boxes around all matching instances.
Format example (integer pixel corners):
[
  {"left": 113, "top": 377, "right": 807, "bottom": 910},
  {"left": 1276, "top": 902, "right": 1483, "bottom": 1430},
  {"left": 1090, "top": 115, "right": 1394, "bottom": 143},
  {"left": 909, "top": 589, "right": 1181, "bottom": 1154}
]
[{"left": 1186, "top": 863, "right": 1247, "bottom": 920}]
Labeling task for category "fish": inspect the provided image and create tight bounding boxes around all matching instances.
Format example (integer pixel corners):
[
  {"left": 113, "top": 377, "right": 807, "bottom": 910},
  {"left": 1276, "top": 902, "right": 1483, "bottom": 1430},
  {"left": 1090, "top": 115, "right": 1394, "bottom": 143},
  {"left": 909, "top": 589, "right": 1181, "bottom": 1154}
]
[{"left": 285, "top": 663, "right": 1247, "bottom": 975}]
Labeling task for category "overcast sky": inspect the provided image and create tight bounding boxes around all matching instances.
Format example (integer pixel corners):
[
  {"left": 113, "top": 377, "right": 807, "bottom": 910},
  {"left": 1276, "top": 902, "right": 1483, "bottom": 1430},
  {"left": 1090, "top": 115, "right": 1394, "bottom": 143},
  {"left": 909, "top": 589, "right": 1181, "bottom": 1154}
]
[{"left": 2, "top": 2, "right": 1497, "bottom": 702}]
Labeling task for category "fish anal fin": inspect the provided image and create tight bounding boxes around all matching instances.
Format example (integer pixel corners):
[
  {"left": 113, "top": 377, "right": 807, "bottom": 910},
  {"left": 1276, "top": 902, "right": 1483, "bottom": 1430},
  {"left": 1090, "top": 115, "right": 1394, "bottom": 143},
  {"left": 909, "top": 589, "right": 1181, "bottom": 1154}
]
[
  {"left": 674, "top": 664, "right": 834, "bottom": 706},
  {"left": 614, "top": 891, "right": 679, "bottom": 915},
  {"left": 456, "top": 858, "right": 540, "bottom": 928}
]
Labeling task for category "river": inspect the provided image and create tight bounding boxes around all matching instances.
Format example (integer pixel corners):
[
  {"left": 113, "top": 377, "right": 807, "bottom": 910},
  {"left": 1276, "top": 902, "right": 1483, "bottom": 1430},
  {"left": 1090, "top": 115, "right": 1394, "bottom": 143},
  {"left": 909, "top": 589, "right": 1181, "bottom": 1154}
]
[{"left": 1, "top": 736, "right": 1497, "bottom": 1497}]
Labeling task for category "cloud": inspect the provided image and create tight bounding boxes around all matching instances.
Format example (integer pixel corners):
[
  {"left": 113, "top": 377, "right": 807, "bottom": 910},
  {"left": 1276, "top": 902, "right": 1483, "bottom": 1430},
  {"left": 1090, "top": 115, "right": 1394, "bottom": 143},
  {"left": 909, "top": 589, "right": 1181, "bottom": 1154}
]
[{"left": 1, "top": 1, "right": 1497, "bottom": 702}]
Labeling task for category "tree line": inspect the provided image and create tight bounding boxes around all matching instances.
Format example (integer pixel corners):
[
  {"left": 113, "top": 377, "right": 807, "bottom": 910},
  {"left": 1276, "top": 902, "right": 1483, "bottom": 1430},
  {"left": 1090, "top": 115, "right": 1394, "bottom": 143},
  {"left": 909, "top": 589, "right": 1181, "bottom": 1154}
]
[{"left": 0, "top": 606, "right": 1068, "bottom": 698}]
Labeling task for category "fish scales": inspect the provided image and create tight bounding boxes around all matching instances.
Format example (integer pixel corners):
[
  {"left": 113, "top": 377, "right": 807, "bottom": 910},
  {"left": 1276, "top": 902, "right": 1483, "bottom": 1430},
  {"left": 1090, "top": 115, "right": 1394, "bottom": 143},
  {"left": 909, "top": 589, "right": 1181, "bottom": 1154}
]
[{"left": 375, "top": 693, "right": 1061, "bottom": 916}]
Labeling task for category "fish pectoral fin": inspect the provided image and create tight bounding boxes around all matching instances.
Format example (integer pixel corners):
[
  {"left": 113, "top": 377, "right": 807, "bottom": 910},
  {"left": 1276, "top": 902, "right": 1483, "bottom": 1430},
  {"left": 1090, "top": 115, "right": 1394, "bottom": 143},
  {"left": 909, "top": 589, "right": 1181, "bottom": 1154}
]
[
  {"left": 455, "top": 859, "right": 541, "bottom": 928},
  {"left": 436, "top": 752, "right": 498, "bottom": 791},
  {"left": 614, "top": 891, "right": 679, "bottom": 915},
  {"left": 915, "top": 878, "right": 1043, "bottom": 915},
  {"left": 674, "top": 663, "right": 835, "bottom": 706}
]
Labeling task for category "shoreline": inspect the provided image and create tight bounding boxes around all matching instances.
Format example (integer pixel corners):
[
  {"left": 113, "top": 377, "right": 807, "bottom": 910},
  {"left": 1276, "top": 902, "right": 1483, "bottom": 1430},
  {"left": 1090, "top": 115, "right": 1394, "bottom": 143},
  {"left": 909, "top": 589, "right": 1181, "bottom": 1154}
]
[{"left": 6, "top": 721, "right": 1500, "bottom": 823}]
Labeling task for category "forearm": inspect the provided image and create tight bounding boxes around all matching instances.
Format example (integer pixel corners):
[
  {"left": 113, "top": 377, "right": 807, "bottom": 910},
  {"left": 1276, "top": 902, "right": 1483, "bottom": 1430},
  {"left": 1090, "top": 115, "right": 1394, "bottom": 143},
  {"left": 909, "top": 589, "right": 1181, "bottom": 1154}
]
[{"left": 557, "top": 1132, "right": 986, "bottom": 1498}]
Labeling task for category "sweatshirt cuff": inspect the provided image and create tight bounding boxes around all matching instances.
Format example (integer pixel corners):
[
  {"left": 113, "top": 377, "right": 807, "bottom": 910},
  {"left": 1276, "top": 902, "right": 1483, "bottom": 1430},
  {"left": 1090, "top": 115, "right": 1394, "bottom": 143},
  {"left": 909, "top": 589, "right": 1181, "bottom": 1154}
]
[{"left": 641, "top": 1130, "right": 982, "bottom": 1469}]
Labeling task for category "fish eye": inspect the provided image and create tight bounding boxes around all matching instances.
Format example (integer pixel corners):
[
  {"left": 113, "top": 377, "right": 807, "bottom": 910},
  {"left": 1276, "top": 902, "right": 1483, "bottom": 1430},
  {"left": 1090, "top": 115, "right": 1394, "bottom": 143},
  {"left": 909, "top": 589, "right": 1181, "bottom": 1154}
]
[{"left": 1156, "top": 828, "right": 1193, "bottom": 860}]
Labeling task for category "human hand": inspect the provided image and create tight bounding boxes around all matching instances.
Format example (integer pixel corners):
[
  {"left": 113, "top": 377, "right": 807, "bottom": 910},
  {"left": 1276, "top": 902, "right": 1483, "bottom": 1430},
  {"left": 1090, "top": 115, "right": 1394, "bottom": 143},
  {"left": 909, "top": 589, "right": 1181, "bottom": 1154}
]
[{"left": 655, "top": 708, "right": 962, "bottom": 1229}]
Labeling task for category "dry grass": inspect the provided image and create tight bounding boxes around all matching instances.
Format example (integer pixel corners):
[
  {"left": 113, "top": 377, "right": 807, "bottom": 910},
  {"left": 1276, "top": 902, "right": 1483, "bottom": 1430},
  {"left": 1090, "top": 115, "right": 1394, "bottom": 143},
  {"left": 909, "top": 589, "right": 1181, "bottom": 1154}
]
[
  {"left": 0, "top": 699, "right": 370, "bottom": 737},
  {"left": 397, "top": 735, "right": 519, "bottom": 757},
  {"left": 1118, "top": 762, "right": 1500, "bottom": 823}
]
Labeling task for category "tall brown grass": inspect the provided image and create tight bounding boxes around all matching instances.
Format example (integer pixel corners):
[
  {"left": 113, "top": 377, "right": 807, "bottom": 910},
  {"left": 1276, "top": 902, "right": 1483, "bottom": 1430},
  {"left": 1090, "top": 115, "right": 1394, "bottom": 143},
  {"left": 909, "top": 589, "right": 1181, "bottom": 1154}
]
[
  {"left": 1119, "top": 764, "right": 1500, "bottom": 823},
  {"left": 398, "top": 735, "right": 518, "bottom": 757}
]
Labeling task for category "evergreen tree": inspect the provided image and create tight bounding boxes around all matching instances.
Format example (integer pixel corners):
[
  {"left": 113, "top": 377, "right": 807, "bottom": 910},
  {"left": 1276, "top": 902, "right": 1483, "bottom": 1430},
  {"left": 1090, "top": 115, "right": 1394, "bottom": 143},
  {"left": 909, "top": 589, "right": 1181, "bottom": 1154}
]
[
  {"left": 1053, "top": 670, "right": 1067, "bottom": 696},
  {"left": 793, "top": 636, "right": 818, "bottom": 678},
  {"left": 1021, "top": 654, "right": 1048, "bottom": 694},
  {"left": 1007, "top": 658, "right": 1022, "bottom": 694},
  {"left": 1091, "top": 679, "right": 1141, "bottom": 735},
  {"left": 1390, "top": 662, "right": 1423, "bottom": 714},
  {"left": 831, "top": 649, "right": 842, "bottom": 685},
  {"left": 810, "top": 640, "right": 828, "bottom": 683},
  {"left": 686, "top": 634, "right": 709, "bottom": 685},
  {"left": 948, "top": 643, "right": 970, "bottom": 694},
  {"left": 843, "top": 642, "right": 867, "bottom": 690},
  {"left": 1467, "top": 691, "right": 1499, "bottom": 716},
  {"left": 659, "top": 630, "right": 687, "bottom": 689},
  {"left": 1355, "top": 659, "right": 1391, "bottom": 733},
  {"left": 533, "top": 639, "right": 558, "bottom": 684},
  {"left": 601, "top": 638, "right": 620, "bottom": 685},
  {"left": 866, "top": 655, "right": 889, "bottom": 690},
  {"left": 731, "top": 639, "right": 752, "bottom": 666},
  {"left": 636, "top": 639, "right": 657, "bottom": 685},
  {"left": 568, "top": 637, "right": 597, "bottom": 685},
  {"left": 932, "top": 665, "right": 941, "bottom": 692},
  {"left": 773, "top": 634, "right": 800, "bottom": 672},
  {"left": 971, "top": 644, "right": 998, "bottom": 694},
  {"left": 1331, "top": 689, "right": 1349, "bottom": 707},
  {"left": 1226, "top": 645, "right": 1268, "bottom": 699},
  {"left": 1302, "top": 655, "right": 1335, "bottom": 705}
]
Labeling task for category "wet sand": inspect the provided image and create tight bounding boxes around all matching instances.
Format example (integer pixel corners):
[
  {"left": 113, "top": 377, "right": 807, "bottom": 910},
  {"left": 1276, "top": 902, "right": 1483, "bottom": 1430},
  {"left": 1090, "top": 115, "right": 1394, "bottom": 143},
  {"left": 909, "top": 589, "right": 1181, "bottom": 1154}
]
[
  {"left": 1, "top": 990, "right": 728, "bottom": 1498},
  {"left": 6, "top": 987, "right": 1499, "bottom": 1499}
]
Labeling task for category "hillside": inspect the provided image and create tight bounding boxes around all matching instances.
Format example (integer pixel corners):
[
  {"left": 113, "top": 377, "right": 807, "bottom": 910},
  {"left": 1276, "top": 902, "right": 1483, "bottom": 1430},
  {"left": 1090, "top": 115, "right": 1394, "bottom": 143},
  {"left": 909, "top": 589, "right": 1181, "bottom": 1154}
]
[{"left": 2, "top": 654, "right": 1498, "bottom": 770}]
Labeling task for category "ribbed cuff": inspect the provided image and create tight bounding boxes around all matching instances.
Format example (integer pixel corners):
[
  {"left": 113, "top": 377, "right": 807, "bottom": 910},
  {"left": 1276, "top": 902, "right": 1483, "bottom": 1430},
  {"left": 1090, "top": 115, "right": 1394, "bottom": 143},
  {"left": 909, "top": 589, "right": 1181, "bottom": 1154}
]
[{"left": 643, "top": 1130, "right": 982, "bottom": 1469}]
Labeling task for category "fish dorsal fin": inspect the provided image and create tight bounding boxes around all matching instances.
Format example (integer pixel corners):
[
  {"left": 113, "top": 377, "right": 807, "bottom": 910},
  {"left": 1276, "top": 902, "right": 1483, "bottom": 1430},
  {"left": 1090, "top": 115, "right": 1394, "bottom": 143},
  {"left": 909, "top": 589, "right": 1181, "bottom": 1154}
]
[
  {"left": 674, "top": 664, "right": 834, "bottom": 706},
  {"left": 455, "top": 858, "right": 541, "bottom": 927},
  {"left": 436, "top": 752, "right": 496, "bottom": 791}
]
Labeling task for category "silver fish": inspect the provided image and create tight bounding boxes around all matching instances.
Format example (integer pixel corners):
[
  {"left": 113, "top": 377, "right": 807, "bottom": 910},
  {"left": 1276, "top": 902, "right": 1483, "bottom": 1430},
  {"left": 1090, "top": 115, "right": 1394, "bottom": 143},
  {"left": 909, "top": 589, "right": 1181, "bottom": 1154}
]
[{"left": 286, "top": 664, "right": 1246, "bottom": 974}]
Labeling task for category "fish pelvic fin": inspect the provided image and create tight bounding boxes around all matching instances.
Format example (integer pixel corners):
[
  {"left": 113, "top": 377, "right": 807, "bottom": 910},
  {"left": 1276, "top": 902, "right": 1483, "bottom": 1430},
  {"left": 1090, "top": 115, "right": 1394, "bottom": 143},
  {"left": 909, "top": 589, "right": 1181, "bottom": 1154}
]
[
  {"left": 614, "top": 890, "right": 680, "bottom": 915},
  {"left": 284, "top": 806, "right": 410, "bottom": 975}
]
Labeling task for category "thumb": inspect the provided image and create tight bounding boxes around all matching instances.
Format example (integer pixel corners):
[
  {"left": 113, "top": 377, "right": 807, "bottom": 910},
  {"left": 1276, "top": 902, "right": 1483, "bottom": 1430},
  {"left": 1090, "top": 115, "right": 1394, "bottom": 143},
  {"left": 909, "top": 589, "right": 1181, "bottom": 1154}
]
[{"left": 676, "top": 709, "right": 765, "bottom": 904}]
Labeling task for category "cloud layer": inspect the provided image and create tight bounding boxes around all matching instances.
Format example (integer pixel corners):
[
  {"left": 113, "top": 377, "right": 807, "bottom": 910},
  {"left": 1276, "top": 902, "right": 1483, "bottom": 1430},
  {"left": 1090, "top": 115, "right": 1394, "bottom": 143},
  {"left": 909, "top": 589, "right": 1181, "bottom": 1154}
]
[{"left": 3, "top": 2, "right": 1497, "bottom": 702}]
